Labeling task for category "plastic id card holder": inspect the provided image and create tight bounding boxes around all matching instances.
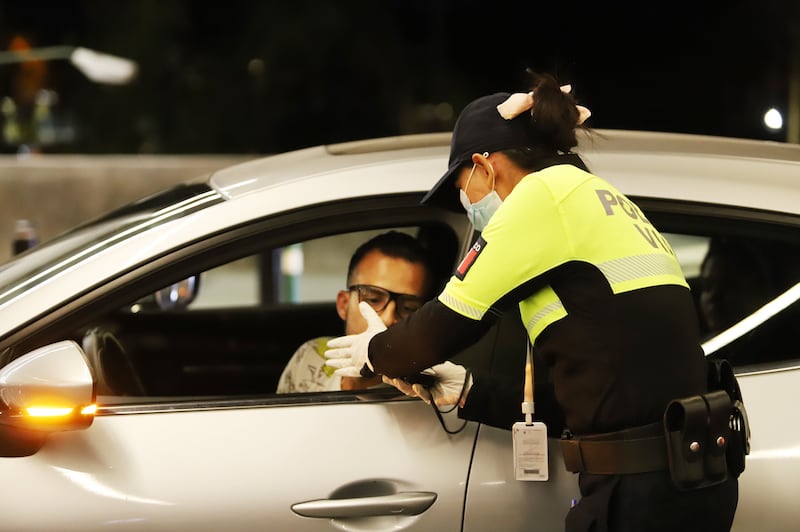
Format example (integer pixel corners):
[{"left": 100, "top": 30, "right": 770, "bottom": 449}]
[{"left": 512, "top": 421, "right": 549, "bottom": 481}]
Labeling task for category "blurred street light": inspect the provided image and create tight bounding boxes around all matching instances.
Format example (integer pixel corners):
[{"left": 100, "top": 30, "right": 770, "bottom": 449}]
[
  {"left": 764, "top": 108, "right": 784, "bottom": 131},
  {"left": 0, "top": 45, "right": 137, "bottom": 85}
]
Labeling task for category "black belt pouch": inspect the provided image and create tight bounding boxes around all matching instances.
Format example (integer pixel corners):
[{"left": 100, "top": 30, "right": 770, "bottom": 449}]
[
  {"left": 663, "top": 391, "right": 731, "bottom": 490},
  {"left": 664, "top": 395, "right": 707, "bottom": 489},
  {"left": 703, "top": 390, "right": 732, "bottom": 483}
]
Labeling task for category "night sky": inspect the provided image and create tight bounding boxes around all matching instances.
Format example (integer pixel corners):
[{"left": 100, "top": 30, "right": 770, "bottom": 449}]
[{"left": 1, "top": 0, "right": 798, "bottom": 154}]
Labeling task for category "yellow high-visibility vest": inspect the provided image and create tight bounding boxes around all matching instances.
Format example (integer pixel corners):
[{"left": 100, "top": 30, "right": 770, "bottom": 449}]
[{"left": 439, "top": 164, "right": 687, "bottom": 344}]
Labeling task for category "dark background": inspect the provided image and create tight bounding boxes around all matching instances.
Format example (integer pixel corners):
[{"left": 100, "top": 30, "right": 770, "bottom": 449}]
[{"left": 1, "top": 0, "right": 798, "bottom": 154}]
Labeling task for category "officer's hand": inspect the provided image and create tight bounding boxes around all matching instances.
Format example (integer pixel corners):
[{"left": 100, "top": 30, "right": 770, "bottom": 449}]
[
  {"left": 325, "top": 302, "right": 386, "bottom": 377},
  {"left": 383, "top": 362, "right": 471, "bottom": 408},
  {"left": 383, "top": 374, "right": 433, "bottom": 404}
]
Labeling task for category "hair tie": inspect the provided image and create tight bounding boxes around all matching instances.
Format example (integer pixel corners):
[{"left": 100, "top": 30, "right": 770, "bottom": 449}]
[
  {"left": 497, "top": 86, "right": 591, "bottom": 125},
  {"left": 559, "top": 84, "right": 592, "bottom": 125},
  {"left": 496, "top": 92, "right": 534, "bottom": 120}
]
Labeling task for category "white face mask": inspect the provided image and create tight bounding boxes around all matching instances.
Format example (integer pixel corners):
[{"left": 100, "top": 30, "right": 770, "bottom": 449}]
[
  {"left": 460, "top": 189, "right": 503, "bottom": 231},
  {"left": 459, "top": 161, "right": 503, "bottom": 231}
]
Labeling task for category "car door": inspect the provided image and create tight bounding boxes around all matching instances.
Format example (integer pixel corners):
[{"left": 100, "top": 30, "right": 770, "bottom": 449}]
[
  {"left": 0, "top": 199, "right": 480, "bottom": 531},
  {"left": 4, "top": 393, "right": 476, "bottom": 531}
]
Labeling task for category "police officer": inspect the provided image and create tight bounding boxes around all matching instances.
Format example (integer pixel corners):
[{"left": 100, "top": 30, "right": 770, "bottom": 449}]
[{"left": 326, "top": 71, "right": 739, "bottom": 531}]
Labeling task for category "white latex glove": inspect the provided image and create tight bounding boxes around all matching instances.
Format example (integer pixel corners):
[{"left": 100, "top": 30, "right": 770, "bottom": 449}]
[
  {"left": 383, "top": 361, "right": 471, "bottom": 408},
  {"left": 325, "top": 301, "right": 387, "bottom": 377}
]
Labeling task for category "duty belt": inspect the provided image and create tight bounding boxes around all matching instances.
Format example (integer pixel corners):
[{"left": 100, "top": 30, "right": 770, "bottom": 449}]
[
  {"left": 560, "top": 422, "right": 667, "bottom": 475},
  {"left": 560, "top": 360, "right": 750, "bottom": 485}
]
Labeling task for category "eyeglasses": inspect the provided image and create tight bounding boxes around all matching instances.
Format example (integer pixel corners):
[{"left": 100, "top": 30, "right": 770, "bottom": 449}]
[{"left": 348, "top": 284, "right": 425, "bottom": 319}]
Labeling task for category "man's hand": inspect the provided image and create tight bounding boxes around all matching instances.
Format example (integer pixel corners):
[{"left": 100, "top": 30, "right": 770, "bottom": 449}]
[
  {"left": 383, "top": 362, "right": 471, "bottom": 408},
  {"left": 325, "top": 301, "right": 387, "bottom": 377}
]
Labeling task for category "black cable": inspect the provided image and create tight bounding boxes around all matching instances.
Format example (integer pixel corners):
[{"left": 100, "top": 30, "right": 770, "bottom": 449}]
[{"left": 426, "top": 368, "right": 471, "bottom": 435}]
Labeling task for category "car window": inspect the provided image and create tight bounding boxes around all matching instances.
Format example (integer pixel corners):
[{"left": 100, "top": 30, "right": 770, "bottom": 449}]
[
  {"left": 68, "top": 222, "right": 460, "bottom": 404},
  {"left": 664, "top": 231, "right": 800, "bottom": 368}
]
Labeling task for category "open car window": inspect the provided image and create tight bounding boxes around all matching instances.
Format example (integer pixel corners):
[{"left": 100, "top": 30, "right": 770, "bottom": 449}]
[{"left": 69, "top": 223, "right": 462, "bottom": 404}]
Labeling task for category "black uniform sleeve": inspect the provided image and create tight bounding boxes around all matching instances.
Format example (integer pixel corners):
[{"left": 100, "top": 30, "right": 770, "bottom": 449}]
[{"left": 368, "top": 299, "right": 493, "bottom": 377}]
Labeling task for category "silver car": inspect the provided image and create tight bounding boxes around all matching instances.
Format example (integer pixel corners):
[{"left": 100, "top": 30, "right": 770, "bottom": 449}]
[{"left": 0, "top": 130, "right": 797, "bottom": 531}]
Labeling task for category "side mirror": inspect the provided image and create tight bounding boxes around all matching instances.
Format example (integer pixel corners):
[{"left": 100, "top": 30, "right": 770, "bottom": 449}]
[
  {"left": 0, "top": 341, "right": 96, "bottom": 456},
  {"left": 154, "top": 275, "right": 200, "bottom": 310}
]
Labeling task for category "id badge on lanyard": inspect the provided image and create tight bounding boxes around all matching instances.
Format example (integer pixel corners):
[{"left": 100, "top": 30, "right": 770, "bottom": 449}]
[{"left": 512, "top": 340, "right": 549, "bottom": 481}]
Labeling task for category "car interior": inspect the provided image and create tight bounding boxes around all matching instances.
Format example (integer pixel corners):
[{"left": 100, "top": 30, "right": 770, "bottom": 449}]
[{"left": 74, "top": 220, "right": 470, "bottom": 399}]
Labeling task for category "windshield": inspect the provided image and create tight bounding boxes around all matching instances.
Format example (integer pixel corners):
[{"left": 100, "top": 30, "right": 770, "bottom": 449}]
[{"left": 0, "top": 183, "right": 223, "bottom": 306}]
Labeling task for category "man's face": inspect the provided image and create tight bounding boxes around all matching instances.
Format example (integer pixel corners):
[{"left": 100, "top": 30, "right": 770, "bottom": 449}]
[{"left": 336, "top": 249, "right": 428, "bottom": 335}]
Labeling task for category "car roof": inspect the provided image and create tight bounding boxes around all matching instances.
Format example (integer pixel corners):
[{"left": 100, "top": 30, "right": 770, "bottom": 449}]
[
  {"left": 209, "top": 129, "right": 800, "bottom": 215},
  {"left": 577, "top": 130, "right": 800, "bottom": 215},
  {"left": 208, "top": 133, "right": 451, "bottom": 200}
]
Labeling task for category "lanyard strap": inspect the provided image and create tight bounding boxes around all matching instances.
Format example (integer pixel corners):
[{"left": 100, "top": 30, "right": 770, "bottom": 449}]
[{"left": 522, "top": 340, "right": 534, "bottom": 425}]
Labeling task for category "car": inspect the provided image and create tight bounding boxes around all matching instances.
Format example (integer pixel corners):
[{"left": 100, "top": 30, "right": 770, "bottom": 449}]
[{"left": 0, "top": 129, "right": 798, "bottom": 531}]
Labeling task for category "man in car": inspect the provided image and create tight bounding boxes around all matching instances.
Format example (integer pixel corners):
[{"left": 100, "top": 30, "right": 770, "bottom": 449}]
[{"left": 276, "top": 230, "right": 435, "bottom": 393}]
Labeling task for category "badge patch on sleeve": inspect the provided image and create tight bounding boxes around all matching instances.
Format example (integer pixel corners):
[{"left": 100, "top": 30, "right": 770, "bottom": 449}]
[{"left": 456, "top": 236, "right": 486, "bottom": 280}]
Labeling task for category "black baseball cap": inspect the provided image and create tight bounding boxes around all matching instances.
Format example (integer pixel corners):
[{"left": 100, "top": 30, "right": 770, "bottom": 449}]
[{"left": 422, "top": 92, "right": 539, "bottom": 213}]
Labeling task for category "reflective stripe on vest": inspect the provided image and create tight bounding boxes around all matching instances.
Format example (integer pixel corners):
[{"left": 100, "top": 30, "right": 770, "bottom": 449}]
[
  {"left": 439, "top": 291, "right": 485, "bottom": 320},
  {"left": 521, "top": 253, "right": 686, "bottom": 343},
  {"left": 597, "top": 252, "right": 686, "bottom": 294}
]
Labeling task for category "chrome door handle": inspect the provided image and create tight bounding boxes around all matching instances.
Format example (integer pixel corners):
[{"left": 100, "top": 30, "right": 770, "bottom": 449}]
[{"left": 291, "top": 491, "right": 437, "bottom": 518}]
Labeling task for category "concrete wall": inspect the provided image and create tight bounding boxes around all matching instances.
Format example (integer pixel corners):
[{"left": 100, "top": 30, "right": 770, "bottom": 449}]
[{"left": 0, "top": 154, "right": 252, "bottom": 263}]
